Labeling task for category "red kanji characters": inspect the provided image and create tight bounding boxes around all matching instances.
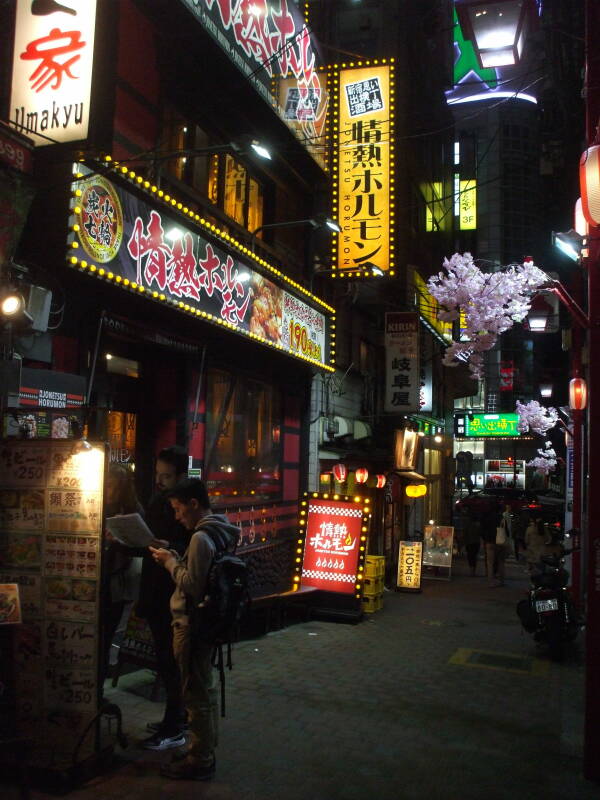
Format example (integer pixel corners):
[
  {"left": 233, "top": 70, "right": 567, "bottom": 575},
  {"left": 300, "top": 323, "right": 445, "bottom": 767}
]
[
  {"left": 233, "top": 1, "right": 272, "bottom": 73},
  {"left": 167, "top": 233, "right": 200, "bottom": 300},
  {"left": 20, "top": 27, "right": 86, "bottom": 93},
  {"left": 127, "top": 211, "right": 171, "bottom": 289}
]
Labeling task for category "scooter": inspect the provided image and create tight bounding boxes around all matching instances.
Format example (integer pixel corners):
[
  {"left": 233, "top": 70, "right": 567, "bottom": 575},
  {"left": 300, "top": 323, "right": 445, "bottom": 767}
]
[{"left": 516, "top": 537, "right": 580, "bottom": 661}]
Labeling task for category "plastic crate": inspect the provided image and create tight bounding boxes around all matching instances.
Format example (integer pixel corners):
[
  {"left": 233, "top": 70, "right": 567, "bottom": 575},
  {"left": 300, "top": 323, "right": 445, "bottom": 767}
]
[
  {"left": 363, "top": 575, "right": 384, "bottom": 595},
  {"left": 361, "top": 593, "right": 382, "bottom": 614},
  {"left": 366, "top": 555, "right": 386, "bottom": 577}
]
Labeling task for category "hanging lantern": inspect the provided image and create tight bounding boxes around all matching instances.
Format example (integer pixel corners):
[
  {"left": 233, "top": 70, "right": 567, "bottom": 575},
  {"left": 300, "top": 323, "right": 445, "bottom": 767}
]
[
  {"left": 319, "top": 472, "right": 332, "bottom": 485},
  {"left": 355, "top": 467, "right": 369, "bottom": 484},
  {"left": 332, "top": 463, "right": 347, "bottom": 482},
  {"left": 375, "top": 474, "right": 386, "bottom": 489},
  {"left": 569, "top": 377, "right": 588, "bottom": 411},
  {"left": 580, "top": 145, "right": 600, "bottom": 226},
  {"left": 406, "top": 483, "right": 427, "bottom": 498}
]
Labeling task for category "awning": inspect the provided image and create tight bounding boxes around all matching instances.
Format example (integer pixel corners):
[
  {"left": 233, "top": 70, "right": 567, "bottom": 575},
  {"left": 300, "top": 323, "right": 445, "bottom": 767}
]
[{"left": 393, "top": 470, "right": 427, "bottom": 482}]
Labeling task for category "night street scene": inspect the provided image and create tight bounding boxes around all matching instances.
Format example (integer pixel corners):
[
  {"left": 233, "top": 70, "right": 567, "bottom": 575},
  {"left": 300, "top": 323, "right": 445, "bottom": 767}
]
[{"left": 1, "top": 1, "right": 600, "bottom": 798}]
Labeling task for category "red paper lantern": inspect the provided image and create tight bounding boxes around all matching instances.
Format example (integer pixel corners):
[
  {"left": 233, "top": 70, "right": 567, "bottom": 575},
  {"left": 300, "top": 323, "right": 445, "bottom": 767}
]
[
  {"left": 355, "top": 467, "right": 369, "bottom": 484},
  {"left": 569, "top": 377, "right": 588, "bottom": 410},
  {"left": 376, "top": 474, "right": 386, "bottom": 489},
  {"left": 332, "top": 463, "right": 347, "bottom": 482},
  {"left": 580, "top": 145, "right": 600, "bottom": 226}
]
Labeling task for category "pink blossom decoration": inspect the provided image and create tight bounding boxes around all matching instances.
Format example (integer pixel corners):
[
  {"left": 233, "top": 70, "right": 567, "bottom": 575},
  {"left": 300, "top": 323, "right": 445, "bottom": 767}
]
[
  {"left": 427, "top": 253, "right": 547, "bottom": 379},
  {"left": 516, "top": 400, "right": 559, "bottom": 436},
  {"left": 526, "top": 441, "right": 558, "bottom": 474}
]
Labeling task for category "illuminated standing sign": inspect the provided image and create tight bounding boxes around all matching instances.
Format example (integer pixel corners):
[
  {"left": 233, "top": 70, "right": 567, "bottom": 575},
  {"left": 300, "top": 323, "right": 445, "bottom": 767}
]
[
  {"left": 10, "top": 0, "right": 97, "bottom": 145},
  {"left": 68, "top": 166, "right": 333, "bottom": 371},
  {"left": 297, "top": 493, "right": 370, "bottom": 596},
  {"left": 455, "top": 413, "right": 521, "bottom": 438},
  {"left": 332, "top": 62, "right": 395, "bottom": 277},
  {"left": 397, "top": 541, "right": 422, "bottom": 591}
]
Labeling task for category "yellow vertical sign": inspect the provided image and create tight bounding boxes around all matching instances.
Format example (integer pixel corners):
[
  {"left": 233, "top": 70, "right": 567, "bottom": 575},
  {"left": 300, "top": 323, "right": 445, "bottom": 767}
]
[
  {"left": 397, "top": 540, "right": 422, "bottom": 590},
  {"left": 333, "top": 63, "right": 394, "bottom": 276},
  {"left": 459, "top": 180, "right": 477, "bottom": 230}
]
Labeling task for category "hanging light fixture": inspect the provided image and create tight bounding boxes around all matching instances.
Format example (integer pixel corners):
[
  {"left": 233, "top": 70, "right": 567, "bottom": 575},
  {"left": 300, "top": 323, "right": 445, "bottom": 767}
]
[
  {"left": 406, "top": 483, "right": 427, "bottom": 498},
  {"left": 569, "top": 377, "right": 588, "bottom": 411},
  {"left": 375, "top": 474, "right": 386, "bottom": 489},
  {"left": 355, "top": 467, "right": 369, "bottom": 484},
  {"left": 332, "top": 463, "right": 347, "bottom": 483},
  {"left": 455, "top": 0, "right": 536, "bottom": 69},
  {"left": 539, "top": 383, "right": 553, "bottom": 398}
]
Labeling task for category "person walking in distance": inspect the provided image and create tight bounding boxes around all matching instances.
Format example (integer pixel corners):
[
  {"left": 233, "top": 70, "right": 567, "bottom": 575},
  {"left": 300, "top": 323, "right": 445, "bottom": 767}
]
[
  {"left": 461, "top": 508, "right": 481, "bottom": 576},
  {"left": 150, "top": 478, "right": 240, "bottom": 781},
  {"left": 137, "top": 446, "right": 189, "bottom": 751},
  {"left": 481, "top": 500, "right": 503, "bottom": 587}
]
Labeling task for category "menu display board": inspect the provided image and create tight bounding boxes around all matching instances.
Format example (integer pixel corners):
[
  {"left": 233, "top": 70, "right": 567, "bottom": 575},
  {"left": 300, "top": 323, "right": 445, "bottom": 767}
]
[
  {"left": 396, "top": 541, "right": 423, "bottom": 591},
  {"left": 0, "top": 439, "right": 105, "bottom": 768},
  {"left": 423, "top": 525, "right": 454, "bottom": 572}
]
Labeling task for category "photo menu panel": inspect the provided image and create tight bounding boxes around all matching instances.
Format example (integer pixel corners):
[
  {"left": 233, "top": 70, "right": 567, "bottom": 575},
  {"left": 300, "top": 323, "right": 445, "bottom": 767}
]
[{"left": 0, "top": 439, "right": 105, "bottom": 768}]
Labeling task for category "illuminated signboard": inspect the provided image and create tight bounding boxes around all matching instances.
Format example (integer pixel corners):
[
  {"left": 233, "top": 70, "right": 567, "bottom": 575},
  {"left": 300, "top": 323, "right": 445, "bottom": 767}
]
[
  {"left": 179, "top": 0, "right": 326, "bottom": 166},
  {"left": 459, "top": 179, "right": 477, "bottom": 230},
  {"left": 447, "top": 8, "right": 537, "bottom": 107},
  {"left": 413, "top": 271, "right": 452, "bottom": 343},
  {"left": 385, "top": 313, "right": 420, "bottom": 413},
  {"left": 10, "top": 0, "right": 97, "bottom": 146},
  {"left": 68, "top": 165, "right": 334, "bottom": 371},
  {"left": 297, "top": 493, "right": 370, "bottom": 596},
  {"left": 397, "top": 540, "right": 422, "bottom": 591},
  {"left": 331, "top": 61, "right": 395, "bottom": 277},
  {"left": 455, "top": 413, "right": 521, "bottom": 438}
]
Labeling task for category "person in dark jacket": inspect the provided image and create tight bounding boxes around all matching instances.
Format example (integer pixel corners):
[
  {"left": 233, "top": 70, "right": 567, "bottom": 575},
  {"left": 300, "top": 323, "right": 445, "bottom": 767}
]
[
  {"left": 137, "top": 445, "right": 189, "bottom": 751},
  {"left": 151, "top": 478, "right": 240, "bottom": 782},
  {"left": 102, "top": 464, "right": 144, "bottom": 684}
]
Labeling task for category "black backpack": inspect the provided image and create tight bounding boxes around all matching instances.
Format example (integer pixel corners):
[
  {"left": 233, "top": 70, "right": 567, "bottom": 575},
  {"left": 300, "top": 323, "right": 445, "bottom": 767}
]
[{"left": 190, "top": 527, "right": 249, "bottom": 716}]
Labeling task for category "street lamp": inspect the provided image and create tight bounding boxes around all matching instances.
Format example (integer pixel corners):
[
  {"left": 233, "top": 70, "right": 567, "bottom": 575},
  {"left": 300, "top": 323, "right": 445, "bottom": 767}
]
[
  {"left": 552, "top": 229, "right": 585, "bottom": 262},
  {"left": 455, "top": 0, "right": 537, "bottom": 69},
  {"left": 250, "top": 213, "right": 340, "bottom": 251}
]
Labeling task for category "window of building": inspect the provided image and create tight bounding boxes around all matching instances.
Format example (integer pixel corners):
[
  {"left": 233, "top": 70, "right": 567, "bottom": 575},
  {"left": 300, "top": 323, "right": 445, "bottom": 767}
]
[
  {"left": 205, "top": 369, "right": 282, "bottom": 504},
  {"left": 220, "top": 154, "right": 264, "bottom": 232}
]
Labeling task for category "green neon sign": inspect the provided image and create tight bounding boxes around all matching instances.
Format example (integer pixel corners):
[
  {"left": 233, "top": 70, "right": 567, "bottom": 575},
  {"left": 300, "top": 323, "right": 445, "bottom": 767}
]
[{"left": 461, "top": 413, "right": 520, "bottom": 438}]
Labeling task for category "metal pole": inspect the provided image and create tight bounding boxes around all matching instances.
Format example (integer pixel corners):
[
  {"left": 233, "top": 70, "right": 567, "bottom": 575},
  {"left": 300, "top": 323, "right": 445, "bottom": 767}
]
[{"left": 583, "top": 0, "right": 600, "bottom": 781}]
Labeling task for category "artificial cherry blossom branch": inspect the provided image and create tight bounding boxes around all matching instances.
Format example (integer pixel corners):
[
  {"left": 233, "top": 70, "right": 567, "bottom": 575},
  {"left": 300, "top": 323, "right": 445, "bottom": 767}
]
[{"left": 427, "top": 253, "right": 548, "bottom": 379}]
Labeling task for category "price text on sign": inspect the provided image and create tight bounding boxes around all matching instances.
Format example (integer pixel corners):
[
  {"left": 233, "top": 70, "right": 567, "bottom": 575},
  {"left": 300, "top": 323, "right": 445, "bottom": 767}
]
[{"left": 289, "top": 320, "right": 322, "bottom": 361}]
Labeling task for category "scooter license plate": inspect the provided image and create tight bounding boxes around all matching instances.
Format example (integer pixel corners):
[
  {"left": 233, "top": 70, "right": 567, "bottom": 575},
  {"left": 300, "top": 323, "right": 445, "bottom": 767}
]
[{"left": 535, "top": 598, "right": 558, "bottom": 613}]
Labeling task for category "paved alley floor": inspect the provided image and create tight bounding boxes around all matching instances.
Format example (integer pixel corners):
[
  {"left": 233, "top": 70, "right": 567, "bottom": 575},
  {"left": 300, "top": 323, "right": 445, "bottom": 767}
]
[{"left": 11, "top": 557, "right": 599, "bottom": 800}]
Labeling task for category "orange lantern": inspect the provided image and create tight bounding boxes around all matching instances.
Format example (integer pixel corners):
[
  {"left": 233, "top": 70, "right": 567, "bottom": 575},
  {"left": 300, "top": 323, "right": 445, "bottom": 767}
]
[
  {"left": 332, "top": 463, "right": 347, "bottom": 482},
  {"left": 376, "top": 474, "right": 386, "bottom": 489},
  {"left": 569, "top": 377, "right": 588, "bottom": 410},
  {"left": 320, "top": 472, "right": 332, "bottom": 484},
  {"left": 355, "top": 467, "right": 369, "bottom": 484}
]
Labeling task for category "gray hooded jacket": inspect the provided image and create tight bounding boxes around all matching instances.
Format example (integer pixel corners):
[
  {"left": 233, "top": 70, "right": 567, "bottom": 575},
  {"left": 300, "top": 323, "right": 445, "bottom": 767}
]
[{"left": 164, "top": 513, "right": 240, "bottom": 624}]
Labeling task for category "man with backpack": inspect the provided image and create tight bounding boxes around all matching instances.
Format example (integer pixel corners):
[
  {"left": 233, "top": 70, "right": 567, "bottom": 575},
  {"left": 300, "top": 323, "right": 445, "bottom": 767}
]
[{"left": 150, "top": 478, "right": 242, "bottom": 781}]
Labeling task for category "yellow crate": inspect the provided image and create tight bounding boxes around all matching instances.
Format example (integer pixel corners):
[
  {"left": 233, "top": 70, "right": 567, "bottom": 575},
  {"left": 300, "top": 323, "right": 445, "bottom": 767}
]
[
  {"left": 363, "top": 575, "right": 383, "bottom": 595},
  {"left": 366, "top": 555, "right": 386, "bottom": 578},
  {"left": 361, "top": 592, "right": 383, "bottom": 614}
]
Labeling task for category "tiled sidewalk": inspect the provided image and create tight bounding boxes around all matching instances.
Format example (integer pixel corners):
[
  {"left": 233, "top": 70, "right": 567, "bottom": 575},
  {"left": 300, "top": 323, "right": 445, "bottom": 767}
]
[{"left": 12, "top": 557, "right": 599, "bottom": 800}]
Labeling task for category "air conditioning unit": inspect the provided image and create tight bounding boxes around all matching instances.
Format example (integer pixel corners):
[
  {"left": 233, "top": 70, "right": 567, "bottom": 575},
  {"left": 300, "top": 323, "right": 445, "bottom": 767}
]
[{"left": 25, "top": 285, "right": 52, "bottom": 332}]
